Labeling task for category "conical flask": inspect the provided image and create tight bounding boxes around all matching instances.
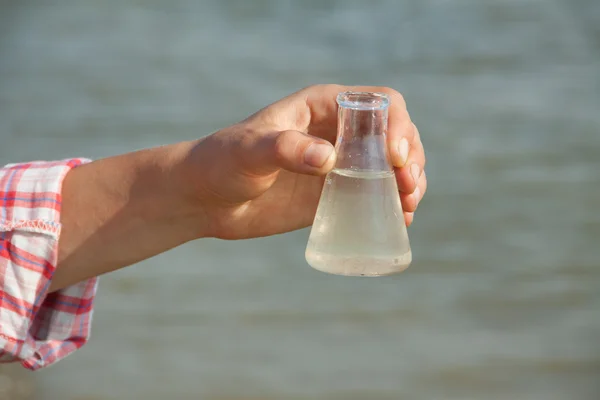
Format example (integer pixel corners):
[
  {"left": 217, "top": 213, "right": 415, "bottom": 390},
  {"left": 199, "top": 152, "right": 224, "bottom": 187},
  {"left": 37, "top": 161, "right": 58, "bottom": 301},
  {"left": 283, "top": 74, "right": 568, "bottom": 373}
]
[{"left": 305, "top": 91, "right": 412, "bottom": 276}]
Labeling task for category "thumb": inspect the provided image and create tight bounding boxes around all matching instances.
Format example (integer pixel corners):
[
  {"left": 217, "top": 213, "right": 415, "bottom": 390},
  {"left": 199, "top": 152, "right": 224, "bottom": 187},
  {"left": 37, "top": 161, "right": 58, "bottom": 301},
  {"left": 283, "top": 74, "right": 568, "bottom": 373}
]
[{"left": 241, "top": 130, "right": 336, "bottom": 176}]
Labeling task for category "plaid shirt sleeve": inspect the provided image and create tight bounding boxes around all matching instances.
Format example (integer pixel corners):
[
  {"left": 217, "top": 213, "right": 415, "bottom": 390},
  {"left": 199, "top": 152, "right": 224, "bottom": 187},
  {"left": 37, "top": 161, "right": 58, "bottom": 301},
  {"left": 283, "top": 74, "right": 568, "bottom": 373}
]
[{"left": 0, "top": 158, "right": 98, "bottom": 370}]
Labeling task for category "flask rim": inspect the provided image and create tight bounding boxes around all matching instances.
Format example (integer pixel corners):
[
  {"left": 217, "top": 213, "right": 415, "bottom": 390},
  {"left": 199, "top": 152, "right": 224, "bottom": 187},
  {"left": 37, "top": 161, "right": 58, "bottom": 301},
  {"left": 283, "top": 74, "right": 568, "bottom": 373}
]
[{"left": 336, "top": 91, "right": 390, "bottom": 111}]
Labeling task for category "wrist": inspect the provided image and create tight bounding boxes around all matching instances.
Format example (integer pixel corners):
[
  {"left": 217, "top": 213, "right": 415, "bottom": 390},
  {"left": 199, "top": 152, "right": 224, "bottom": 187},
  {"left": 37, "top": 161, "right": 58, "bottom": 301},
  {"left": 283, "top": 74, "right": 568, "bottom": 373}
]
[{"left": 142, "top": 140, "right": 211, "bottom": 240}]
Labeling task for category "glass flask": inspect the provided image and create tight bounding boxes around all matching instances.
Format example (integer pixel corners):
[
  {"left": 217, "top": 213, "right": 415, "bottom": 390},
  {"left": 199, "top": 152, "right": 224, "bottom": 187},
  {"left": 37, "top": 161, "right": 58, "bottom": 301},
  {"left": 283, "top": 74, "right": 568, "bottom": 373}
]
[{"left": 305, "top": 91, "right": 412, "bottom": 276}]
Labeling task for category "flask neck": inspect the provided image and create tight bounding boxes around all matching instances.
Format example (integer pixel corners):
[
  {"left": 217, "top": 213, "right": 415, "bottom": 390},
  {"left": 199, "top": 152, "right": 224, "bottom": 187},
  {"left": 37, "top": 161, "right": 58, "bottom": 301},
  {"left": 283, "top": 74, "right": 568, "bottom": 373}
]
[{"left": 334, "top": 92, "right": 392, "bottom": 172}]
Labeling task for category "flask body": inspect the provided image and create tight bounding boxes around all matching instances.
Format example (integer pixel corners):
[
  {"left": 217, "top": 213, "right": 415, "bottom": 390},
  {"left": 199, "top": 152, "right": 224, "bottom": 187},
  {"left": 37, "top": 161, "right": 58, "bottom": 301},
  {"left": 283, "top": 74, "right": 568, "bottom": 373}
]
[{"left": 305, "top": 91, "right": 412, "bottom": 276}]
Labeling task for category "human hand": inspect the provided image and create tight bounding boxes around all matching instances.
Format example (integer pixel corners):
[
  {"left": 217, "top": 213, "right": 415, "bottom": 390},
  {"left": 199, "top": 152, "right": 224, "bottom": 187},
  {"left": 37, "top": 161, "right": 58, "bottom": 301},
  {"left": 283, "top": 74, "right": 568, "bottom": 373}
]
[
  {"left": 49, "top": 84, "right": 426, "bottom": 289},
  {"left": 185, "top": 84, "right": 427, "bottom": 240}
]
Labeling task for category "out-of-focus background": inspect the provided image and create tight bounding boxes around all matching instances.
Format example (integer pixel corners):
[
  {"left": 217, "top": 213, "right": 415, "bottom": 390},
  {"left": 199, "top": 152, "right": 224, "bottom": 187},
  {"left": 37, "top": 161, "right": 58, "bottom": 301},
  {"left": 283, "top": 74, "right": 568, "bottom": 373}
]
[{"left": 1, "top": 0, "right": 599, "bottom": 399}]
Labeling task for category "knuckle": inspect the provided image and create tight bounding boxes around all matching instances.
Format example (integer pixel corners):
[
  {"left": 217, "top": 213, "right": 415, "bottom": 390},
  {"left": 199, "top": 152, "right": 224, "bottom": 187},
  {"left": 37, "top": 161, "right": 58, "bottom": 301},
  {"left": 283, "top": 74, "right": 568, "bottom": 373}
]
[
  {"left": 379, "top": 87, "right": 406, "bottom": 107},
  {"left": 413, "top": 123, "right": 421, "bottom": 140},
  {"left": 272, "top": 131, "right": 290, "bottom": 161},
  {"left": 420, "top": 172, "right": 428, "bottom": 191}
]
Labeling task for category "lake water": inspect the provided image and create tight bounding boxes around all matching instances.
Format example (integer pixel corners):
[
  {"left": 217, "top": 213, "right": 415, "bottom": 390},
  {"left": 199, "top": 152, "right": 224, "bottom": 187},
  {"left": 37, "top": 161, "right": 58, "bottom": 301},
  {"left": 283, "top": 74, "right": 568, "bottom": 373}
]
[{"left": 1, "top": 0, "right": 599, "bottom": 399}]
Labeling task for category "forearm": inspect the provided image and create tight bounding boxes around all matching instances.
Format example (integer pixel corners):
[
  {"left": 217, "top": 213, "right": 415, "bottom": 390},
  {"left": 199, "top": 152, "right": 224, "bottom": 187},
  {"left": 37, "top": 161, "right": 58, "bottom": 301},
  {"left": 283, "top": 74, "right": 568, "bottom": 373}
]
[{"left": 52, "top": 141, "right": 206, "bottom": 292}]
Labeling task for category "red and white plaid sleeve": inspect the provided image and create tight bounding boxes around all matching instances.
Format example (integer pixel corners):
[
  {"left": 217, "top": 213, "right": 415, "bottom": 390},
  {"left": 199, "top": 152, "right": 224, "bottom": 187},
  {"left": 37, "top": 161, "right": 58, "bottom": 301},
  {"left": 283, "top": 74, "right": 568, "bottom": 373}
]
[{"left": 0, "top": 158, "right": 98, "bottom": 370}]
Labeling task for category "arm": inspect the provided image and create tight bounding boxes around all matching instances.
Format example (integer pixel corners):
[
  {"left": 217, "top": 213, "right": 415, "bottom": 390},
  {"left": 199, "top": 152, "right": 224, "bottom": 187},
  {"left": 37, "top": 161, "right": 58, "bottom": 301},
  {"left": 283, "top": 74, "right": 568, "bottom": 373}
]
[
  {"left": 1, "top": 84, "right": 426, "bottom": 370},
  {"left": 52, "top": 140, "right": 206, "bottom": 292},
  {"left": 0, "top": 141, "right": 207, "bottom": 369},
  {"left": 55, "top": 84, "right": 427, "bottom": 289}
]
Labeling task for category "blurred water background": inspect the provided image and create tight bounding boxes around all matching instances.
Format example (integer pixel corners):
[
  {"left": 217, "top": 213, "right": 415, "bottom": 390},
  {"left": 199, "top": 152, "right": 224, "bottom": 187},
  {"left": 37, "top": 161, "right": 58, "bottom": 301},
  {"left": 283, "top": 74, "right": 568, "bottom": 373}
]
[{"left": 1, "top": 0, "right": 599, "bottom": 399}]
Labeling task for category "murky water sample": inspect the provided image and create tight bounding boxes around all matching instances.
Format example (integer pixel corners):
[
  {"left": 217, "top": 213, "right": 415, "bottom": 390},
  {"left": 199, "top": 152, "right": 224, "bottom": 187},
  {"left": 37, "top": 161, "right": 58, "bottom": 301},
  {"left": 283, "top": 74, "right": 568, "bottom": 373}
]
[{"left": 306, "top": 168, "right": 412, "bottom": 276}]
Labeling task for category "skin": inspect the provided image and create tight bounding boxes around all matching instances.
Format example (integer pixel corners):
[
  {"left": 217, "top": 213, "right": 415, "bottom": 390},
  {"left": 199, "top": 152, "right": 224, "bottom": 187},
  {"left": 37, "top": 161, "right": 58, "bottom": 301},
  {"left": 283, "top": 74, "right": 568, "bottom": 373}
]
[{"left": 52, "top": 84, "right": 427, "bottom": 292}]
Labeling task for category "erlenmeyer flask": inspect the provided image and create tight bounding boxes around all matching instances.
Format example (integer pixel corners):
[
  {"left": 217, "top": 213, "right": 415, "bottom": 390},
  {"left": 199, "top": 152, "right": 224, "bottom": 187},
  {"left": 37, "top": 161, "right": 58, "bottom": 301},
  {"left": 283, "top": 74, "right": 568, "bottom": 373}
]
[{"left": 305, "top": 91, "right": 412, "bottom": 276}]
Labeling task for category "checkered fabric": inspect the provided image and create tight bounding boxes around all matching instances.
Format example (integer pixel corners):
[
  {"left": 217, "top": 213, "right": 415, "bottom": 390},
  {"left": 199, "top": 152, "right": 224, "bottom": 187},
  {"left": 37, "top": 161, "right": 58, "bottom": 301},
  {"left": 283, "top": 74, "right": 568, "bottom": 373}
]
[{"left": 0, "top": 159, "right": 98, "bottom": 370}]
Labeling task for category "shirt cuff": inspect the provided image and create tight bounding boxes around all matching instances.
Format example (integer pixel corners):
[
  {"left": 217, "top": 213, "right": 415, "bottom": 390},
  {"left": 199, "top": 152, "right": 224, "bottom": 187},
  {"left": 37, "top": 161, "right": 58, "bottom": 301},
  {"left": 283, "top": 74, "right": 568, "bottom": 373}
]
[{"left": 0, "top": 158, "right": 99, "bottom": 370}]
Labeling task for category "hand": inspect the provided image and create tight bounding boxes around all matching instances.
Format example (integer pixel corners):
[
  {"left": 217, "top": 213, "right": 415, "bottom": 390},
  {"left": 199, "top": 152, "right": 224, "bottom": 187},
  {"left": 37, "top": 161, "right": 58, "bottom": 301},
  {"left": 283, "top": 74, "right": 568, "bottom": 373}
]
[{"left": 185, "top": 84, "right": 427, "bottom": 240}]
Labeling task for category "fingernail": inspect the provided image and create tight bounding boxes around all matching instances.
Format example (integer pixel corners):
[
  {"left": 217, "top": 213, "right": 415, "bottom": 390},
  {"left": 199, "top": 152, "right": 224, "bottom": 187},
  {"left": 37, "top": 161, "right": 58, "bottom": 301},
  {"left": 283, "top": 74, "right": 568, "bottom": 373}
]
[
  {"left": 398, "top": 138, "right": 409, "bottom": 166},
  {"left": 304, "top": 142, "right": 334, "bottom": 168},
  {"left": 411, "top": 163, "right": 420, "bottom": 185},
  {"left": 413, "top": 187, "right": 421, "bottom": 205}
]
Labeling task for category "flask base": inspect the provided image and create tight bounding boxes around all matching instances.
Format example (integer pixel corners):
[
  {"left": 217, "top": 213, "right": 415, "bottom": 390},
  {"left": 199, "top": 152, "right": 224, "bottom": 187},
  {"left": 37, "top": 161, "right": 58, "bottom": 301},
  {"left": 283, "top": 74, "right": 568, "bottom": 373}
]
[{"left": 305, "top": 250, "right": 412, "bottom": 277}]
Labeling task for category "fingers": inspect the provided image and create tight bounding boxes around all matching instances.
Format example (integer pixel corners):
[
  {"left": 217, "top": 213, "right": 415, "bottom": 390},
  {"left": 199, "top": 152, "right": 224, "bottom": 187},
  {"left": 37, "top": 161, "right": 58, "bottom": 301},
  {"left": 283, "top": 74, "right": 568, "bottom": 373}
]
[
  {"left": 300, "top": 83, "right": 427, "bottom": 199},
  {"left": 360, "top": 87, "right": 413, "bottom": 168},
  {"left": 245, "top": 83, "right": 426, "bottom": 189},
  {"left": 398, "top": 124, "right": 426, "bottom": 227},
  {"left": 401, "top": 168, "right": 426, "bottom": 228},
  {"left": 400, "top": 170, "right": 427, "bottom": 213},
  {"left": 301, "top": 84, "right": 410, "bottom": 145},
  {"left": 238, "top": 129, "right": 336, "bottom": 176},
  {"left": 303, "top": 84, "right": 417, "bottom": 167},
  {"left": 395, "top": 123, "right": 426, "bottom": 194}
]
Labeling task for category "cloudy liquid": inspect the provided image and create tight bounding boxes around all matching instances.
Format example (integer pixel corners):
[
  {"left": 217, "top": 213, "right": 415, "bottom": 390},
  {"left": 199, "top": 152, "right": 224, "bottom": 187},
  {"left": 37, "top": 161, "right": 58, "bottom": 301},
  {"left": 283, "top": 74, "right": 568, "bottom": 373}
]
[{"left": 305, "top": 169, "right": 412, "bottom": 276}]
